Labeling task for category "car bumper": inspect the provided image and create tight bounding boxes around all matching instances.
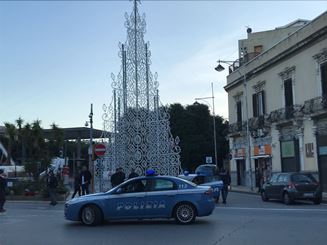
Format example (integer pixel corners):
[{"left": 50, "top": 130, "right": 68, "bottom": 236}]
[
  {"left": 64, "top": 203, "right": 80, "bottom": 221},
  {"left": 196, "top": 198, "right": 215, "bottom": 217},
  {"left": 288, "top": 190, "right": 322, "bottom": 200}
]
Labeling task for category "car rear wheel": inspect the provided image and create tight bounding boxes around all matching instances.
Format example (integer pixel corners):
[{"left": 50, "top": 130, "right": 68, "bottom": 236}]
[
  {"left": 81, "top": 205, "right": 102, "bottom": 226},
  {"left": 261, "top": 191, "right": 269, "bottom": 202},
  {"left": 283, "top": 192, "right": 293, "bottom": 205},
  {"left": 174, "top": 203, "right": 196, "bottom": 225}
]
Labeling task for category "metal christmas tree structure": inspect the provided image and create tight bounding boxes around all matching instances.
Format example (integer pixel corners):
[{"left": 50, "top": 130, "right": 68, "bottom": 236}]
[{"left": 96, "top": 0, "right": 181, "bottom": 190}]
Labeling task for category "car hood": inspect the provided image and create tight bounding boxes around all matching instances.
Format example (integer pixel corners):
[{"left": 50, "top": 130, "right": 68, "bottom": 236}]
[{"left": 66, "top": 192, "right": 107, "bottom": 204}]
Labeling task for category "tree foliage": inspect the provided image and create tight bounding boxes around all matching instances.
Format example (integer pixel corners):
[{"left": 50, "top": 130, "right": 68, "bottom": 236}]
[{"left": 168, "top": 103, "right": 229, "bottom": 172}]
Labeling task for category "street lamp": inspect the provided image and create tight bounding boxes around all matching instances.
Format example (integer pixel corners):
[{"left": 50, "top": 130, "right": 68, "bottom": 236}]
[
  {"left": 195, "top": 82, "right": 218, "bottom": 168},
  {"left": 215, "top": 60, "right": 254, "bottom": 191},
  {"left": 85, "top": 103, "right": 94, "bottom": 193}
]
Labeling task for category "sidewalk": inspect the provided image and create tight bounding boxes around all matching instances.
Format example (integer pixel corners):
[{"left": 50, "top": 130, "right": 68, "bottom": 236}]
[{"left": 230, "top": 185, "right": 327, "bottom": 203}]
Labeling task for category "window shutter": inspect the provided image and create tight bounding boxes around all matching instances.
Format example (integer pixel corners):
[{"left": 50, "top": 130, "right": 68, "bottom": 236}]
[
  {"left": 252, "top": 93, "right": 257, "bottom": 117},
  {"left": 284, "top": 79, "right": 293, "bottom": 107},
  {"left": 321, "top": 62, "right": 327, "bottom": 97},
  {"left": 261, "top": 90, "right": 266, "bottom": 114}
]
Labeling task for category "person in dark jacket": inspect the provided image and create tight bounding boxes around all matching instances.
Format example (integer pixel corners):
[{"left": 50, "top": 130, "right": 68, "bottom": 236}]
[
  {"left": 111, "top": 167, "right": 126, "bottom": 188},
  {"left": 128, "top": 168, "right": 139, "bottom": 179},
  {"left": 71, "top": 170, "right": 81, "bottom": 199},
  {"left": 219, "top": 167, "right": 231, "bottom": 204},
  {"left": 47, "top": 170, "right": 58, "bottom": 206},
  {"left": 80, "top": 165, "right": 92, "bottom": 195},
  {"left": 0, "top": 169, "right": 7, "bottom": 212}
]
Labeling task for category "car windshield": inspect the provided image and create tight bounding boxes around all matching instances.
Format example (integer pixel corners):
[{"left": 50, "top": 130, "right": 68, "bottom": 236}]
[
  {"left": 178, "top": 177, "right": 197, "bottom": 187},
  {"left": 291, "top": 174, "right": 314, "bottom": 183}
]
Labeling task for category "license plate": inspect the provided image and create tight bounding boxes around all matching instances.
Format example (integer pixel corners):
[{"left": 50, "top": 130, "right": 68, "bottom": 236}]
[{"left": 303, "top": 193, "right": 314, "bottom": 197}]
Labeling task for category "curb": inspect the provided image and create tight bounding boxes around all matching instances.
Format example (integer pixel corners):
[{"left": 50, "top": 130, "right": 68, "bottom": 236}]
[{"left": 230, "top": 190, "right": 327, "bottom": 204}]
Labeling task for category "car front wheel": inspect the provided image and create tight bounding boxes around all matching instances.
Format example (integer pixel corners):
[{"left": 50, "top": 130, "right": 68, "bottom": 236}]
[
  {"left": 261, "top": 191, "right": 269, "bottom": 202},
  {"left": 81, "top": 205, "right": 102, "bottom": 226},
  {"left": 283, "top": 192, "right": 293, "bottom": 205},
  {"left": 174, "top": 203, "right": 196, "bottom": 225}
]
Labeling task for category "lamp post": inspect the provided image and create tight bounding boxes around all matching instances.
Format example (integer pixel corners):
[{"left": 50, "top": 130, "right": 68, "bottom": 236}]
[
  {"left": 195, "top": 82, "right": 218, "bottom": 168},
  {"left": 85, "top": 103, "right": 94, "bottom": 193},
  {"left": 215, "top": 60, "right": 254, "bottom": 191}
]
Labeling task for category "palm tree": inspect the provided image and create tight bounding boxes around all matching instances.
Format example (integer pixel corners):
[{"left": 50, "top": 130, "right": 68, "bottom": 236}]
[
  {"left": 15, "top": 117, "right": 24, "bottom": 164},
  {"left": 4, "top": 122, "right": 17, "bottom": 165}
]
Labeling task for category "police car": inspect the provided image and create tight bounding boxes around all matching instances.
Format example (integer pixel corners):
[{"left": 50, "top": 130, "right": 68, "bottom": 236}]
[
  {"left": 65, "top": 172, "right": 215, "bottom": 226},
  {"left": 178, "top": 172, "right": 223, "bottom": 203}
]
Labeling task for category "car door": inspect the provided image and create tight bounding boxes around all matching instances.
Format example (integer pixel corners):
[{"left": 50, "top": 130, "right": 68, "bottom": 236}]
[
  {"left": 144, "top": 178, "right": 178, "bottom": 218},
  {"left": 104, "top": 178, "right": 147, "bottom": 220},
  {"left": 264, "top": 174, "right": 279, "bottom": 198},
  {"left": 273, "top": 174, "right": 288, "bottom": 199}
]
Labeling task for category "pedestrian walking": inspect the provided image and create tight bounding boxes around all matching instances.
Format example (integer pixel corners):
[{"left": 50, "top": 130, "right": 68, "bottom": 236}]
[
  {"left": 219, "top": 167, "right": 231, "bottom": 204},
  {"left": 71, "top": 171, "right": 81, "bottom": 199},
  {"left": 110, "top": 167, "right": 126, "bottom": 188},
  {"left": 0, "top": 169, "right": 7, "bottom": 212},
  {"left": 128, "top": 168, "right": 139, "bottom": 179},
  {"left": 47, "top": 170, "right": 58, "bottom": 206},
  {"left": 80, "top": 165, "right": 92, "bottom": 195}
]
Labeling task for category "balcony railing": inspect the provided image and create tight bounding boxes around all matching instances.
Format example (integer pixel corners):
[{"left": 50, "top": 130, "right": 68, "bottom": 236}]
[
  {"left": 228, "top": 52, "right": 261, "bottom": 74},
  {"left": 228, "top": 97, "right": 327, "bottom": 135}
]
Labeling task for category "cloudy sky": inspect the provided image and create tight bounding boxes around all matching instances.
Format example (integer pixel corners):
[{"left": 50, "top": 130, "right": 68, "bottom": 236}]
[{"left": 0, "top": 0, "right": 326, "bottom": 129}]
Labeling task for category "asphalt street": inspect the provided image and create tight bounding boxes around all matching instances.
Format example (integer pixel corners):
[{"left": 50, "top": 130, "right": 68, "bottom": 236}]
[{"left": 0, "top": 192, "right": 326, "bottom": 245}]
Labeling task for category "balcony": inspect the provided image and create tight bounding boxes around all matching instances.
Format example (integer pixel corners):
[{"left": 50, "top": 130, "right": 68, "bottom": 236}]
[
  {"left": 228, "top": 52, "right": 261, "bottom": 74},
  {"left": 266, "top": 105, "right": 303, "bottom": 124},
  {"left": 303, "top": 96, "right": 327, "bottom": 115}
]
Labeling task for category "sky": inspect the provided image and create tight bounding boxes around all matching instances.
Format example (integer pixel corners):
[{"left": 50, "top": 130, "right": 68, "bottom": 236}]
[{"left": 0, "top": 0, "right": 326, "bottom": 130}]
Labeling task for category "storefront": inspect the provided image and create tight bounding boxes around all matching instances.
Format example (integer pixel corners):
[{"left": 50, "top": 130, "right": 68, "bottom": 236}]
[
  {"left": 234, "top": 148, "right": 246, "bottom": 186},
  {"left": 280, "top": 139, "right": 300, "bottom": 172},
  {"left": 252, "top": 144, "right": 272, "bottom": 189},
  {"left": 317, "top": 134, "right": 327, "bottom": 192}
]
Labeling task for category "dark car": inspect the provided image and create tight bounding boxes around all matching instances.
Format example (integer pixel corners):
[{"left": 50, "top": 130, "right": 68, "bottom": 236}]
[{"left": 261, "top": 172, "right": 322, "bottom": 205}]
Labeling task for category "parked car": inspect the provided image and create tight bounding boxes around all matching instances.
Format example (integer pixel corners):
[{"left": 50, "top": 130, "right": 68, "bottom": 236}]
[
  {"left": 195, "top": 164, "right": 218, "bottom": 176},
  {"left": 261, "top": 172, "right": 322, "bottom": 205},
  {"left": 65, "top": 174, "right": 216, "bottom": 226},
  {"left": 178, "top": 174, "right": 223, "bottom": 203}
]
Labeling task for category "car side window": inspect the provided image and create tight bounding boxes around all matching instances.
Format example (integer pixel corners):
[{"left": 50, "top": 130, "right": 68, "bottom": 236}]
[
  {"left": 120, "top": 179, "right": 146, "bottom": 193},
  {"left": 146, "top": 179, "right": 176, "bottom": 192},
  {"left": 277, "top": 174, "right": 287, "bottom": 183},
  {"left": 270, "top": 174, "right": 278, "bottom": 183}
]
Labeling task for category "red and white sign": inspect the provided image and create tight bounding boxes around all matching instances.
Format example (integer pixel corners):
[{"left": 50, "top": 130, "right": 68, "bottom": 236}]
[{"left": 94, "top": 143, "right": 106, "bottom": 157}]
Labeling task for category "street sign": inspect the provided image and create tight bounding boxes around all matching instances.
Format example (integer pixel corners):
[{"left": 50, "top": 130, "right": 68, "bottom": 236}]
[
  {"left": 94, "top": 144, "right": 106, "bottom": 157},
  {"left": 206, "top": 156, "right": 213, "bottom": 164}
]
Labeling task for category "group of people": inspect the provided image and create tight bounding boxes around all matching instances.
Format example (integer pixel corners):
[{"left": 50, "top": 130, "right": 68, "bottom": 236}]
[
  {"left": 71, "top": 165, "right": 92, "bottom": 199},
  {"left": 110, "top": 167, "right": 138, "bottom": 188}
]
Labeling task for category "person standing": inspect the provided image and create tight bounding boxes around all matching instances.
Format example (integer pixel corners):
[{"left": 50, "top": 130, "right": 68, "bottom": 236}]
[
  {"left": 47, "top": 170, "right": 58, "bottom": 206},
  {"left": 111, "top": 167, "right": 126, "bottom": 188},
  {"left": 80, "top": 165, "right": 92, "bottom": 195},
  {"left": 0, "top": 169, "right": 7, "bottom": 212},
  {"left": 71, "top": 171, "right": 81, "bottom": 199},
  {"left": 219, "top": 167, "right": 231, "bottom": 204},
  {"left": 128, "top": 168, "right": 139, "bottom": 179}
]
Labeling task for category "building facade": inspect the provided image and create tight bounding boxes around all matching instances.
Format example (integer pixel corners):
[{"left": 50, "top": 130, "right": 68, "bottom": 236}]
[{"left": 224, "top": 12, "right": 327, "bottom": 192}]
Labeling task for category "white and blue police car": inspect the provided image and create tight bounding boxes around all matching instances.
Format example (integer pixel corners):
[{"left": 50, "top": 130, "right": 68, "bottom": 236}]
[
  {"left": 178, "top": 172, "right": 223, "bottom": 203},
  {"left": 65, "top": 171, "right": 215, "bottom": 226}
]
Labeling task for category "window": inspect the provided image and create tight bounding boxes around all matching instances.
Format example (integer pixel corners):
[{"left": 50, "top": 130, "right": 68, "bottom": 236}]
[
  {"left": 147, "top": 179, "right": 176, "bottom": 192},
  {"left": 321, "top": 62, "right": 327, "bottom": 97},
  {"left": 254, "top": 45, "right": 263, "bottom": 54},
  {"left": 120, "top": 179, "right": 146, "bottom": 193},
  {"left": 236, "top": 101, "right": 242, "bottom": 123},
  {"left": 284, "top": 78, "right": 293, "bottom": 107},
  {"left": 277, "top": 174, "right": 288, "bottom": 183},
  {"left": 269, "top": 174, "right": 278, "bottom": 183},
  {"left": 252, "top": 90, "right": 265, "bottom": 117}
]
